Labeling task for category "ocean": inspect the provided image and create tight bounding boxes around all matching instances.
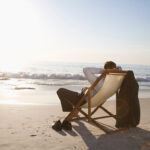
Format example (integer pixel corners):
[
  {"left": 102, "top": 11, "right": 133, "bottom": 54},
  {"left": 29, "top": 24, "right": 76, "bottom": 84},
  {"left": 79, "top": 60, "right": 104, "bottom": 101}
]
[{"left": 0, "top": 61, "right": 150, "bottom": 105}]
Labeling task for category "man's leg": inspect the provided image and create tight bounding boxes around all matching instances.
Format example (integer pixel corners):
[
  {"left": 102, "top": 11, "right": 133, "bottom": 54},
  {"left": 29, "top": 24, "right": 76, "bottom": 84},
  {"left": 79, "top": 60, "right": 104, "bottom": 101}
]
[{"left": 57, "top": 88, "right": 84, "bottom": 112}]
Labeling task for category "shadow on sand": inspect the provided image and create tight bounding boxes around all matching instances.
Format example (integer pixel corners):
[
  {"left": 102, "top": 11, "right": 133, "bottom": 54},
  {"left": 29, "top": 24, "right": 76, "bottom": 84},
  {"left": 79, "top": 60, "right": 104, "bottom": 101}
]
[{"left": 73, "top": 121, "right": 150, "bottom": 150}]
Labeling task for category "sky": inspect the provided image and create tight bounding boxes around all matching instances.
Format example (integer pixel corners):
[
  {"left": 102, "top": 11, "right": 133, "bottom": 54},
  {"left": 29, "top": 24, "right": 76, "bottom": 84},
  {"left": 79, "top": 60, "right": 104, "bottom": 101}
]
[{"left": 0, "top": 0, "right": 150, "bottom": 66}]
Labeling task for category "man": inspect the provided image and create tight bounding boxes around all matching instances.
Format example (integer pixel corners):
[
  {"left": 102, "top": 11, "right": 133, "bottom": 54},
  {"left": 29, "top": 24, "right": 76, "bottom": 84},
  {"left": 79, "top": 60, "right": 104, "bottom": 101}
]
[{"left": 57, "top": 61, "right": 119, "bottom": 119}]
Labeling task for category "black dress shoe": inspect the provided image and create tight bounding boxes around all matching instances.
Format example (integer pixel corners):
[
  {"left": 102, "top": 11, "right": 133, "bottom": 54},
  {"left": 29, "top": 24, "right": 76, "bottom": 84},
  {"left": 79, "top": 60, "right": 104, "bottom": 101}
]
[
  {"left": 62, "top": 120, "right": 72, "bottom": 130},
  {"left": 52, "top": 120, "right": 62, "bottom": 131}
]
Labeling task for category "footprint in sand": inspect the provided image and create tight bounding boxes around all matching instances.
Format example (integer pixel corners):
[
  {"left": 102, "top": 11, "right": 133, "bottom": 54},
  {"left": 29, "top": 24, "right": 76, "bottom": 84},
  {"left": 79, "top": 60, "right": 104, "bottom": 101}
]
[
  {"left": 59, "top": 140, "right": 63, "bottom": 143},
  {"left": 30, "top": 134, "right": 37, "bottom": 137},
  {"left": 0, "top": 144, "right": 11, "bottom": 148},
  {"left": 26, "top": 117, "right": 31, "bottom": 120}
]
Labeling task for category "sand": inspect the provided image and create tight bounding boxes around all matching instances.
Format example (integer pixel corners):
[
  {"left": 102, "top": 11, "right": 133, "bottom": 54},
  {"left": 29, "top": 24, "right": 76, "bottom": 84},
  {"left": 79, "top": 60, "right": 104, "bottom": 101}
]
[{"left": 0, "top": 99, "right": 150, "bottom": 150}]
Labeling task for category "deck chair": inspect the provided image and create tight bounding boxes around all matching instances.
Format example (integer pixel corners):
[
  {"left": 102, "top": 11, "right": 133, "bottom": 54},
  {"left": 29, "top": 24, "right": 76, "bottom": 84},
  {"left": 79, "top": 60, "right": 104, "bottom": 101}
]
[{"left": 63, "top": 69, "right": 128, "bottom": 134}]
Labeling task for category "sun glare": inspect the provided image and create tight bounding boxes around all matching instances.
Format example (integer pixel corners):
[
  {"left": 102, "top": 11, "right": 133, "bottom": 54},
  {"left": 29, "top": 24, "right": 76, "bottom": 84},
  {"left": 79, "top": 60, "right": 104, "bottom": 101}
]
[
  {"left": 0, "top": 100, "right": 18, "bottom": 105},
  {"left": 2, "top": 89, "right": 17, "bottom": 98},
  {"left": 0, "top": 88, "right": 18, "bottom": 104},
  {"left": 0, "top": 0, "right": 46, "bottom": 67},
  {"left": 0, "top": 56, "right": 28, "bottom": 72}
]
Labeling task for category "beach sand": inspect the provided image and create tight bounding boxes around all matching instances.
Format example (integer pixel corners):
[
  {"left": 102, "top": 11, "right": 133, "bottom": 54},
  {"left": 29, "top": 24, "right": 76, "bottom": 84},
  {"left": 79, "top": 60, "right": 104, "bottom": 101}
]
[{"left": 0, "top": 99, "right": 150, "bottom": 150}]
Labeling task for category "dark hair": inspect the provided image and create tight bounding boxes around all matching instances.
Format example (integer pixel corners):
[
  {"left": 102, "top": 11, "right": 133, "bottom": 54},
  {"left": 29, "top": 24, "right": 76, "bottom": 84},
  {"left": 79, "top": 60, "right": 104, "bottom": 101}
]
[{"left": 104, "top": 61, "right": 116, "bottom": 69}]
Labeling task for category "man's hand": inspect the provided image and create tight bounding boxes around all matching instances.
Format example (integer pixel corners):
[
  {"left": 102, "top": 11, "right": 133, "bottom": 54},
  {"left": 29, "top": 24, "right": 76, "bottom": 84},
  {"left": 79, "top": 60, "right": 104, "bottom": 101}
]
[{"left": 81, "top": 87, "right": 88, "bottom": 94}]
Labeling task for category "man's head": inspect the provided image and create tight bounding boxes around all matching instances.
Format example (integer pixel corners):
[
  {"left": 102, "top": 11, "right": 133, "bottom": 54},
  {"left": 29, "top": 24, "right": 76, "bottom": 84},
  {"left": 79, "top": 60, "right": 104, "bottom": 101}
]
[{"left": 104, "top": 61, "right": 117, "bottom": 69}]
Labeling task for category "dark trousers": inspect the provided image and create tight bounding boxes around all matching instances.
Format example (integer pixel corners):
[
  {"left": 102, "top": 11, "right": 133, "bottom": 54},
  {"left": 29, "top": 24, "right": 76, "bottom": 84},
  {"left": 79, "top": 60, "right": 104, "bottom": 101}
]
[{"left": 57, "top": 88, "right": 86, "bottom": 112}]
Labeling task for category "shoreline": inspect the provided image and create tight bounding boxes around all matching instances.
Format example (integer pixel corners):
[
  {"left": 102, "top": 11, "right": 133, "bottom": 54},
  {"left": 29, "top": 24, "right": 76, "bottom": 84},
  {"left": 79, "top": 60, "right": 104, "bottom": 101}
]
[{"left": 0, "top": 97, "right": 149, "bottom": 106}]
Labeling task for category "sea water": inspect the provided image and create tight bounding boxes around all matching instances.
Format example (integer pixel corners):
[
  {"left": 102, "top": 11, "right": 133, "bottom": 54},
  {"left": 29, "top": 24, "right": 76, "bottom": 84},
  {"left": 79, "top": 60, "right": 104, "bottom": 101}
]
[{"left": 0, "top": 61, "right": 150, "bottom": 104}]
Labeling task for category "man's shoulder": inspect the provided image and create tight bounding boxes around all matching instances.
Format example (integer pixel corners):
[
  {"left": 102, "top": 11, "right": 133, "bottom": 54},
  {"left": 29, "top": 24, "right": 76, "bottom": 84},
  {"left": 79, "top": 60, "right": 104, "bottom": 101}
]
[{"left": 117, "top": 66, "right": 122, "bottom": 70}]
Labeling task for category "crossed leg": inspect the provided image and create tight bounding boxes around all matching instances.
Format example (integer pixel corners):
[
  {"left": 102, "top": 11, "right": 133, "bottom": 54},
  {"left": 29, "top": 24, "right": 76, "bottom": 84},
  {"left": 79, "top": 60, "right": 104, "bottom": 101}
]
[{"left": 57, "top": 88, "right": 86, "bottom": 119}]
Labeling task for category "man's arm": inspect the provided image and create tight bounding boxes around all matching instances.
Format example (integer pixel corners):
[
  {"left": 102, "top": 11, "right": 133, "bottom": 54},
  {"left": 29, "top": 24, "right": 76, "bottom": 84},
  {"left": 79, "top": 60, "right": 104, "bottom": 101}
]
[{"left": 83, "top": 67, "right": 103, "bottom": 85}]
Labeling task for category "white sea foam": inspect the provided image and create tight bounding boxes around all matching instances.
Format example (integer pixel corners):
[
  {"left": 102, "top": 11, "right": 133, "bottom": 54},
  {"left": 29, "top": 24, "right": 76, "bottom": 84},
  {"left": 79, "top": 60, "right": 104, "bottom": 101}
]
[
  {"left": 136, "top": 77, "right": 150, "bottom": 82},
  {"left": 0, "top": 72, "right": 150, "bottom": 83},
  {"left": 0, "top": 72, "right": 86, "bottom": 80}
]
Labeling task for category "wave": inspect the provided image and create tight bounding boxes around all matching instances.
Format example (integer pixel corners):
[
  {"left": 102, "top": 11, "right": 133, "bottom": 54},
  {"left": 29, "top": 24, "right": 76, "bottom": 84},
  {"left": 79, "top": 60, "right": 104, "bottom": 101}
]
[
  {"left": 0, "top": 72, "right": 150, "bottom": 82},
  {"left": 33, "top": 81, "right": 89, "bottom": 86},
  {"left": 136, "top": 77, "right": 150, "bottom": 82},
  {"left": 0, "top": 72, "right": 86, "bottom": 80}
]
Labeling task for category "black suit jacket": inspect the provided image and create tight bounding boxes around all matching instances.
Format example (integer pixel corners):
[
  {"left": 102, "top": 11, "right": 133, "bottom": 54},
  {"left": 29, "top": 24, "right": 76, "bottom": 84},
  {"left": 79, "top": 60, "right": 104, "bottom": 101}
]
[{"left": 116, "top": 71, "right": 140, "bottom": 128}]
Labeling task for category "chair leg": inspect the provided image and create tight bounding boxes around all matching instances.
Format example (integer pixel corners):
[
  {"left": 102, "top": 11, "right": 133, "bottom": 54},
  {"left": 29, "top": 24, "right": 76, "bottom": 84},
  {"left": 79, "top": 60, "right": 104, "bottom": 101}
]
[
  {"left": 62, "top": 97, "right": 89, "bottom": 121},
  {"left": 88, "top": 89, "right": 92, "bottom": 122},
  {"left": 61, "top": 91, "right": 127, "bottom": 134},
  {"left": 100, "top": 106, "right": 116, "bottom": 119}
]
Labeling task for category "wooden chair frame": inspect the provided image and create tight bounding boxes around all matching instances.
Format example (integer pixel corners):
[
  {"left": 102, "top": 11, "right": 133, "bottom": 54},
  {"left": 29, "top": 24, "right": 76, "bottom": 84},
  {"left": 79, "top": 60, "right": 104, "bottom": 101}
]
[{"left": 63, "top": 69, "right": 128, "bottom": 134}]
